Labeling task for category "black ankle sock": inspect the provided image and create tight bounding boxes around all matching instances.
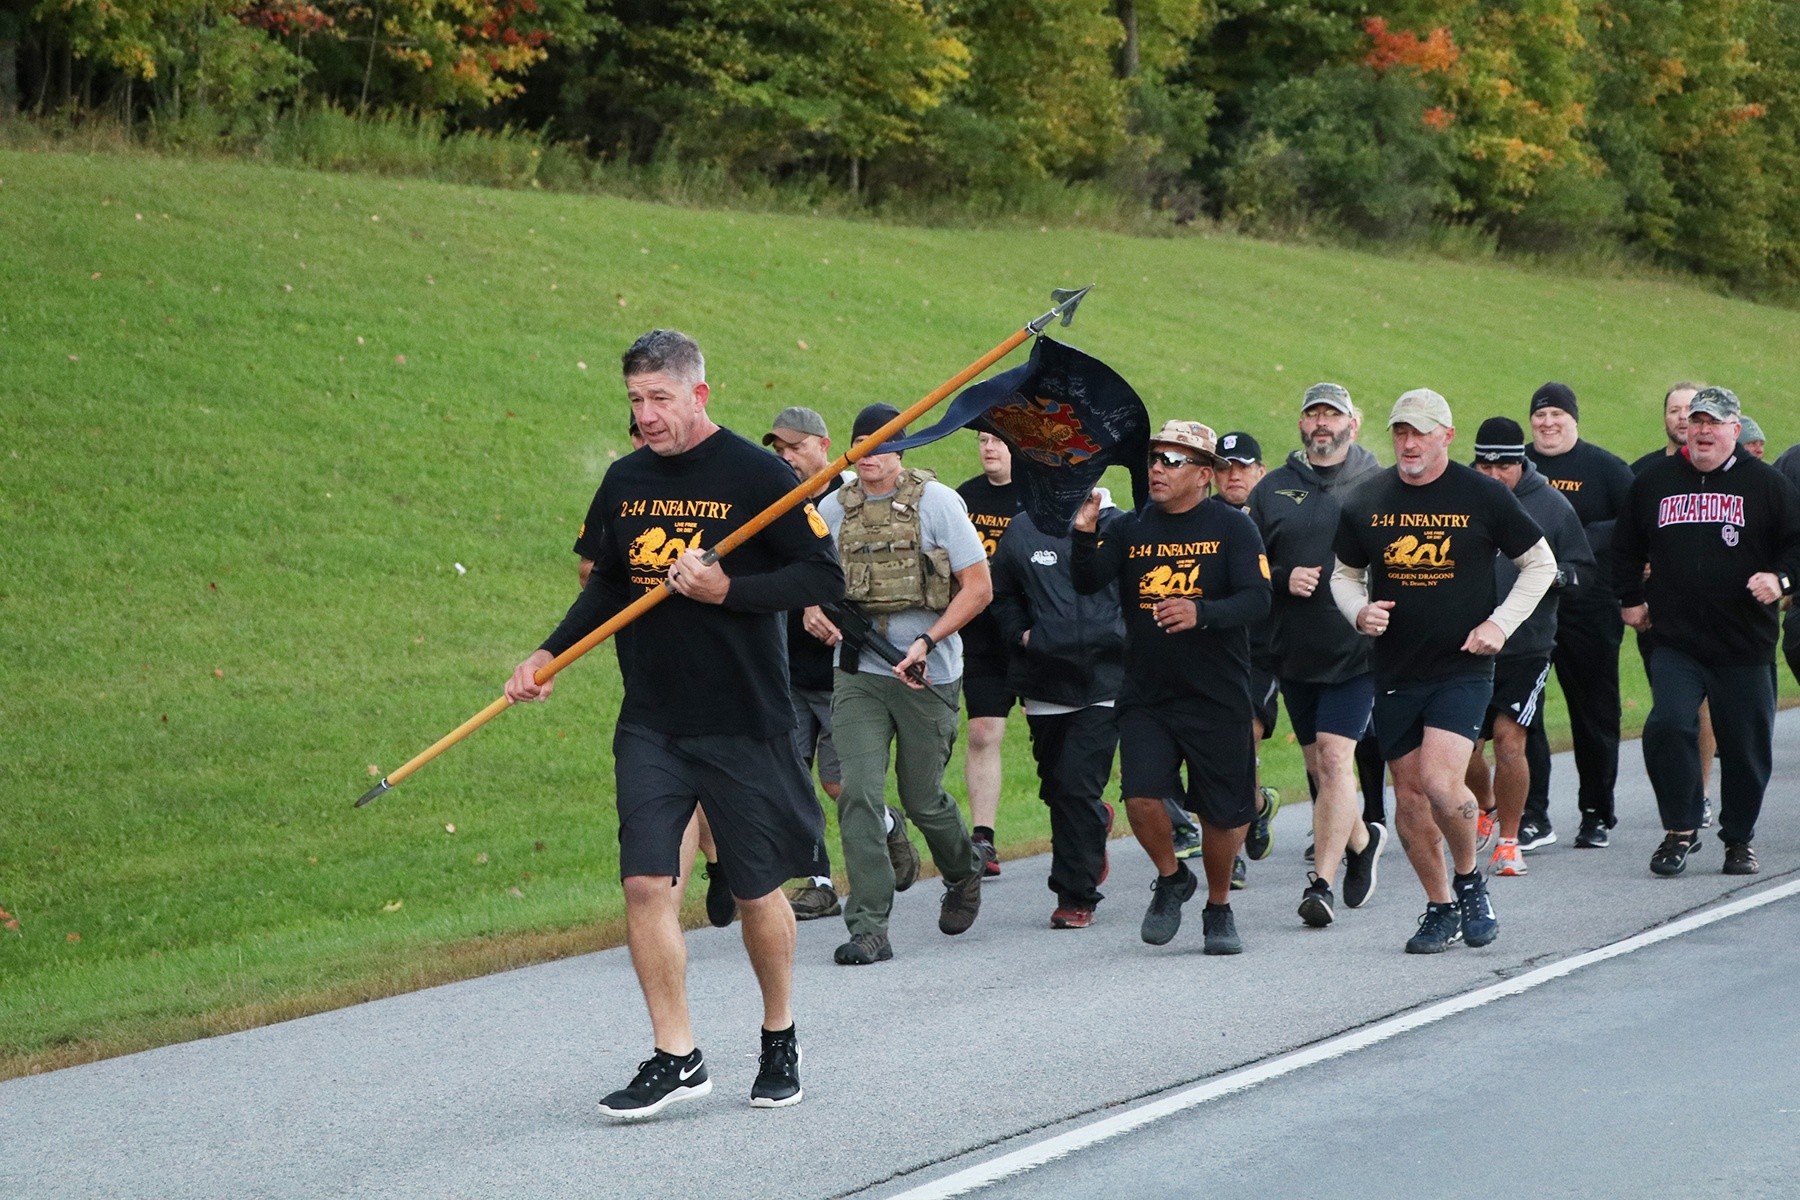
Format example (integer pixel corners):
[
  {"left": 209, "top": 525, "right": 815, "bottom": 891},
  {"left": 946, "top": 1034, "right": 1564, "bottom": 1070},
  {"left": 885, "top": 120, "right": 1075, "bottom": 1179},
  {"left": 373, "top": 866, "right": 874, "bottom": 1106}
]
[
  {"left": 762, "top": 1024, "right": 795, "bottom": 1041},
  {"left": 974, "top": 825, "right": 995, "bottom": 842},
  {"left": 1453, "top": 869, "right": 1480, "bottom": 886}
]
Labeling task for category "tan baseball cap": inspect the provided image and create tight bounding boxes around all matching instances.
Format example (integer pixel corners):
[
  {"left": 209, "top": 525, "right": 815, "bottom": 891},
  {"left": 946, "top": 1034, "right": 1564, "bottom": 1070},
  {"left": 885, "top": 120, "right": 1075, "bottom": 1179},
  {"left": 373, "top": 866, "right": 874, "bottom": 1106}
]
[
  {"left": 1388, "top": 388, "right": 1453, "bottom": 433},
  {"left": 1150, "top": 419, "right": 1225, "bottom": 466}
]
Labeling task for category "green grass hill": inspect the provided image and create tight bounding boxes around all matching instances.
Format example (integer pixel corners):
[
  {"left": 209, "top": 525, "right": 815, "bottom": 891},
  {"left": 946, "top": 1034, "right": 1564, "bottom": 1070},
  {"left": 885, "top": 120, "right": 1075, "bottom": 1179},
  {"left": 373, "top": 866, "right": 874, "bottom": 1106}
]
[{"left": 5, "top": 148, "right": 1800, "bottom": 1074}]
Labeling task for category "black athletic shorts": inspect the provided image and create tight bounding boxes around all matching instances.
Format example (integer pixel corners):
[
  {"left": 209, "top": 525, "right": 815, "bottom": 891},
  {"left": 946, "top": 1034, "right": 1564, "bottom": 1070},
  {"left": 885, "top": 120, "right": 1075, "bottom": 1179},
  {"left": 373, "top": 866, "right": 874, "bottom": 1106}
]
[
  {"left": 613, "top": 722, "right": 827, "bottom": 899},
  {"left": 1118, "top": 704, "right": 1256, "bottom": 829},
  {"left": 1479, "top": 654, "right": 1552, "bottom": 741},
  {"left": 1372, "top": 676, "right": 1493, "bottom": 761},
  {"left": 1282, "top": 674, "right": 1375, "bottom": 745},
  {"left": 1250, "top": 667, "right": 1280, "bottom": 739},
  {"left": 962, "top": 655, "right": 1019, "bottom": 720}
]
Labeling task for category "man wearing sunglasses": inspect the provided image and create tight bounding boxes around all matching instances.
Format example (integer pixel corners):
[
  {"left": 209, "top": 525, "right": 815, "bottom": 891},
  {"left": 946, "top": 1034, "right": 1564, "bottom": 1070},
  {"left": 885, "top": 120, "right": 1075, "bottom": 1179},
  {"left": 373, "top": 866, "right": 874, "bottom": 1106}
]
[{"left": 1072, "top": 421, "right": 1273, "bottom": 955}]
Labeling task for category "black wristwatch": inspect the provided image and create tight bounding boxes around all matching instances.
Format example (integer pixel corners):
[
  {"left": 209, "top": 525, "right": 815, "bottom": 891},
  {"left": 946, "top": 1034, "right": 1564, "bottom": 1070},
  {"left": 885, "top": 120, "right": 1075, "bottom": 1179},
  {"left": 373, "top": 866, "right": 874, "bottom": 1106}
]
[{"left": 914, "top": 633, "right": 937, "bottom": 654}]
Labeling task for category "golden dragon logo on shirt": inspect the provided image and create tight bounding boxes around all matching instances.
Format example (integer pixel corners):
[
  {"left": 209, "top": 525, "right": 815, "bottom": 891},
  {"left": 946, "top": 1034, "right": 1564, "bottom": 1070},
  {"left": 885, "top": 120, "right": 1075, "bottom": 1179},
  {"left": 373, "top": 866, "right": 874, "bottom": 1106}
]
[
  {"left": 629, "top": 523, "right": 706, "bottom": 571},
  {"left": 1138, "top": 561, "right": 1205, "bottom": 602},
  {"left": 1383, "top": 533, "right": 1455, "bottom": 571}
]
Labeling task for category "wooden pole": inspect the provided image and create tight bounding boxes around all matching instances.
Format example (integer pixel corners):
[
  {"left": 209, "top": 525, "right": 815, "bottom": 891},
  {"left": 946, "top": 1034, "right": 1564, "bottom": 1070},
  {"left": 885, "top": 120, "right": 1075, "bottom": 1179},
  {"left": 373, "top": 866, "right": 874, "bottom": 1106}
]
[{"left": 357, "top": 288, "right": 1090, "bottom": 806}]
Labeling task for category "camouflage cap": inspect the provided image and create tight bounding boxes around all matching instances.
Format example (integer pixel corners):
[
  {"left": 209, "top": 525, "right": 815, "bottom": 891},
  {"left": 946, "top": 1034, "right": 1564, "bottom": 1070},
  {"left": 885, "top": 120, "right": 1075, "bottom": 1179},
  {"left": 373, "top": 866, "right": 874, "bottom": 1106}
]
[
  {"left": 1302, "top": 382, "right": 1354, "bottom": 416},
  {"left": 1688, "top": 386, "right": 1741, "bottom": 423},
  {"left": 1389, "top": 388, "right": 1453, "bottom": 433},
  {"left": 1150, "top": 419, "right": 1226, "bottom": 466}
]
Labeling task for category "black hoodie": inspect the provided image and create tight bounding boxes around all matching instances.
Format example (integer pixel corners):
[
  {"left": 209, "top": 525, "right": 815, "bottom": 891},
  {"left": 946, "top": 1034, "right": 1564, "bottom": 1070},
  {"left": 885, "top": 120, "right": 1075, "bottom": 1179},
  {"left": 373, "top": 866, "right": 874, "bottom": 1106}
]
[
  {"left": 1248, "top": 444, "right": 1382, "bottom": 684},
  {"left": 1494, "top": 461, "right": 1596, "bottom": 660},
  {"left": 989, "top": 508, "right": 1127, "bottom": 708},
  {"left": 1612, "top": 448, "right": 1800, "bottom": 666}
]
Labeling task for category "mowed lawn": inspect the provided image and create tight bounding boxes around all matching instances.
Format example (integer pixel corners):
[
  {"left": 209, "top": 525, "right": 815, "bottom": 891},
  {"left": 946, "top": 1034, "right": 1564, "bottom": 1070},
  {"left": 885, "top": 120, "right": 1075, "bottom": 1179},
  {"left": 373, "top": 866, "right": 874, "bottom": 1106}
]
[{"left": 5, "top": 148, "right": 1800, "bottom": 1073}]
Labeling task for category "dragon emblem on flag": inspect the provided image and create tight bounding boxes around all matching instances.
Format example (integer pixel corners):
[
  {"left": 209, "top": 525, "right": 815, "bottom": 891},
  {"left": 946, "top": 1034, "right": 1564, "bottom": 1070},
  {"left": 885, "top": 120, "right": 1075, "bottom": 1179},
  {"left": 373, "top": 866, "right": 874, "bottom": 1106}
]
[{"left": 987, "top": 394, "right": 1104, "bottom": 468}]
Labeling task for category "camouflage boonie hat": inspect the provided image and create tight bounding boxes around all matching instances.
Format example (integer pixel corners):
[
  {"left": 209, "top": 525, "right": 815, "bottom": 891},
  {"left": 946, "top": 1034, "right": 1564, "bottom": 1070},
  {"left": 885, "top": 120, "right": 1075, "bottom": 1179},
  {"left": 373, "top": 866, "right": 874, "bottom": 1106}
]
[{"left": 1150, "top": 419, "right": 1226, "bottom": 466}]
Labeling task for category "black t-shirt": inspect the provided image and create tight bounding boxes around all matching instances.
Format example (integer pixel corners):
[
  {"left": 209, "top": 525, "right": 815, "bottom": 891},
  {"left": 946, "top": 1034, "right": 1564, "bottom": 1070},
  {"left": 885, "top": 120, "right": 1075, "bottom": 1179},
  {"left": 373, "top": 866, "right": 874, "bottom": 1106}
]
[
  {"left": 955, "top": 475, "right": 1023, "bottom": 663},
  {"left": 1070, "top": 497, "right": 1272, "bottom": 722},
  {"left": 786, "top": 473, "right": 843, "bottom": 691},
  {"left": 1631, "top": 447, "right": 1674, "bottom": 476},
  {"left": 1333, "top": 463, "right": 1544, "bottom": 686},
  {"left": 542, "top": 429, "right": 844, "bottom": 738},
  {"left": 1525, "top": 438, "right": 1634, "bottom": 606}
]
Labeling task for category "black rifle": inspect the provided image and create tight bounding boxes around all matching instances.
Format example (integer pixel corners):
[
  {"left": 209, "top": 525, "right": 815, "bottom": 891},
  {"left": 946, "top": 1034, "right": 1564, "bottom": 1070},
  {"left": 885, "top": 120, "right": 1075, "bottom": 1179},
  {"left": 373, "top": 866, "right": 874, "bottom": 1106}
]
[{"left": 824, "top": 600, "right": 960, "bottom": 712}]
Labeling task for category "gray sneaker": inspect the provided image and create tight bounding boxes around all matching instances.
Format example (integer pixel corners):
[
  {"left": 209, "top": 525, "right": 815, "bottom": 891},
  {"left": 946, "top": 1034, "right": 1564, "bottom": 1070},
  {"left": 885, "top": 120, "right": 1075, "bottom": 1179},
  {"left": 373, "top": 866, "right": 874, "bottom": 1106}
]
[
  {"left": 788, "top": 883, "right": 841, "bottom": 920},
  {"left": 1141, "top": 864, "right": 1197, "bottom": 945},
  {"left": 1202, "top": 902, "right": 1243, "bottom": 954},
  {"left": 938, "top": 871, "right": 982, "bottom": 935},
  {"left": 886, "top": 807, "right": 920, "bottom": 892}
]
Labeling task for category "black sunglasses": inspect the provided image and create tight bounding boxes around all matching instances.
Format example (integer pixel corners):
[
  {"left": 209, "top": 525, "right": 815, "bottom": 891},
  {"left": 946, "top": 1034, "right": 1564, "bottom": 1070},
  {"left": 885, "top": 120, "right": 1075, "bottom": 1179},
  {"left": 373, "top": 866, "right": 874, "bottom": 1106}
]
[{"left": 1149, "top": 449, "right": 1201, "bottom": 469}]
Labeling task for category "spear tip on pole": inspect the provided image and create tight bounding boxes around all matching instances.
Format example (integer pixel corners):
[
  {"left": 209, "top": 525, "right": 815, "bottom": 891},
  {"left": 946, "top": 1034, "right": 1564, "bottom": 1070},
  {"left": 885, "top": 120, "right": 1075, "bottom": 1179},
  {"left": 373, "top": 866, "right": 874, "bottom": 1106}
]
[
  {"left": 354, "top": 778, "right": 392, "bottom": 808},
  {"left": 1031, "top": 285, "right": 1095, "bottom": 334}
]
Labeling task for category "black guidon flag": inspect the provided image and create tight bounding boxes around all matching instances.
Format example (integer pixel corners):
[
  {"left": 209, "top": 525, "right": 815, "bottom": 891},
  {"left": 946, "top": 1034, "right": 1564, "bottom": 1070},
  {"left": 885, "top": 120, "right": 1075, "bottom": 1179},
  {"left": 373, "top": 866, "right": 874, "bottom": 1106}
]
[{"left": 875, "top": 336, "right": 1150, "bottom": 533}]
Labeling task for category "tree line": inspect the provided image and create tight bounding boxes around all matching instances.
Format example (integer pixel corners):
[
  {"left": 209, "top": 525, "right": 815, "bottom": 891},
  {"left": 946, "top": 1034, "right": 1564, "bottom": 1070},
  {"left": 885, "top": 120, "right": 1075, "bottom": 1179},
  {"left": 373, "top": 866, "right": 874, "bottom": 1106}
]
[{"left": 8, "top": 1, "right": 1800, "bottom": 290}]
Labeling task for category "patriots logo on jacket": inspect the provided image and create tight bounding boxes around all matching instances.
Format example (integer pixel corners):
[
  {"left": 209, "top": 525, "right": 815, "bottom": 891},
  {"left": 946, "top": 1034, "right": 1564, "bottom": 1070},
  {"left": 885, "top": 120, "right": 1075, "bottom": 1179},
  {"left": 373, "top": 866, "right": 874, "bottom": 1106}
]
[{"left": 1276, "top": 489, "right": 1310, "bottom": 504}]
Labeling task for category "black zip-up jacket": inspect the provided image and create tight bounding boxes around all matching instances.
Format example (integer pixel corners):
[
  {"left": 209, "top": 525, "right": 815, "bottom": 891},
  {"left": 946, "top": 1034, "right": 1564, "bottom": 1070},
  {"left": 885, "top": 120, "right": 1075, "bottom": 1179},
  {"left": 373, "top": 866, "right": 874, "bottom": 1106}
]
[
  {"left": 1247, "top": 444, "right": 1382, "bottom": 684},
  {"left": 1612, "top": 448, "right": 1800, "bottom": 666},
  {"left": 989, "top": 510, "right": 1126, "bottom": 708},
  {"left": 1496, "top": 462, "right": 1596, "bottom": 660}
]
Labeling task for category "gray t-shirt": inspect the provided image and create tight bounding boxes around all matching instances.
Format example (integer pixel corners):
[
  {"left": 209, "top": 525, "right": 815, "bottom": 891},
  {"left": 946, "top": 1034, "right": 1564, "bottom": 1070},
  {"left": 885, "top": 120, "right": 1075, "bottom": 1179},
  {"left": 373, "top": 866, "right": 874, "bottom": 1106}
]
[{"left": 818, "top": 477, "right": 987, "bottom": 683}]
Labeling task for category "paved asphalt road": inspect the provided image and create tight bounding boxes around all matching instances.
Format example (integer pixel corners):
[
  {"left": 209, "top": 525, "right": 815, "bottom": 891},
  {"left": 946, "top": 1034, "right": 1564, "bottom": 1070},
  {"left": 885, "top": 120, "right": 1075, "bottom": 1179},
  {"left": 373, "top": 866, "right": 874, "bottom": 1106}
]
[{"left": 5, "top": 716, "right": 1799, "bottom": 1200}]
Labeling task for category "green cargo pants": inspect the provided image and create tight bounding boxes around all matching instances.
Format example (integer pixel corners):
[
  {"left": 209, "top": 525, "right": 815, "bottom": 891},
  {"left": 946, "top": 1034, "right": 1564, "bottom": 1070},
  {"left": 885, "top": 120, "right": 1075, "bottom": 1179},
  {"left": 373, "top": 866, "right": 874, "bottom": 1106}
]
[{"left": 831, "top": 670, "right": 980, "bottom": 937}]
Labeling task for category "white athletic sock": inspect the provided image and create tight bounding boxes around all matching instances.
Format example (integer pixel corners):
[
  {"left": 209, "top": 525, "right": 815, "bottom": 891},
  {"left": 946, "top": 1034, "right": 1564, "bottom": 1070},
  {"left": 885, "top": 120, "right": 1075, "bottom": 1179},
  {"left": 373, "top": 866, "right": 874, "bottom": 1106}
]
[
  {"left": 811, "top": 875, "right": 832, "bottom": 888},
  {"left": 883, "top": 808, "right": 896, "bottom": 834}
]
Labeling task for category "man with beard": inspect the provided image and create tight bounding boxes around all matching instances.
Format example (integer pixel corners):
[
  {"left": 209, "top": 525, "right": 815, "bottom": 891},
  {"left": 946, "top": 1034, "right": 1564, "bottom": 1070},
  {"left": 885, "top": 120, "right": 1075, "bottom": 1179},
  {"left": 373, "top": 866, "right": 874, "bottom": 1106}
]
[{"left": 1250, "top": 383, "right": 1387, "bottom": 929}]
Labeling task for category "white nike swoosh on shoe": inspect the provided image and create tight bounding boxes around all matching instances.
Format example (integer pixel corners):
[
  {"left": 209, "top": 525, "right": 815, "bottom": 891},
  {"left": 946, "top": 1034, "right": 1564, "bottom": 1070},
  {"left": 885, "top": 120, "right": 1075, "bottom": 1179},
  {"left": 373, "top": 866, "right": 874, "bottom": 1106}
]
[{"left": 678, "top": 1061, "right": 703, "bottom": 1081}]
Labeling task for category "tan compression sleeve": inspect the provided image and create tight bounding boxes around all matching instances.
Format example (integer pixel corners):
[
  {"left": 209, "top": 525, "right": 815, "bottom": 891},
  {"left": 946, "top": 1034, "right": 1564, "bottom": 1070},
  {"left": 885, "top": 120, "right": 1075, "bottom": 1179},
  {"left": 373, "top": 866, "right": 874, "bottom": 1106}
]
[
  {"left": 1330, "top": 558, "right": 1370, "bottom": 629},
  {"left": 1488, "top": 537, "right": 1557, "bottom": 636}
]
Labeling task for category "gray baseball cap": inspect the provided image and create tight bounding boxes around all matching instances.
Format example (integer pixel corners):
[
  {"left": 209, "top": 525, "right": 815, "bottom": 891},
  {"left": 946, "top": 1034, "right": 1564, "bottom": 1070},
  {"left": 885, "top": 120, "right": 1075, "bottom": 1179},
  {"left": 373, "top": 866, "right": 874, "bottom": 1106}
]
[
  {"left": 1389, "top": 388, "right": 1453, "bottom": 433},
  {"left": 763, "top": 405, "right": 829, "bottom": 446},
  {"left": 1302, "top": 382, "right": 1354, "bottom": 416},
  {"left": 1740, "top": 414, "right": 1766, "bottom": 444},
  {"left": 1688, "top": 386, "right": 1741, "bottom": 423}
]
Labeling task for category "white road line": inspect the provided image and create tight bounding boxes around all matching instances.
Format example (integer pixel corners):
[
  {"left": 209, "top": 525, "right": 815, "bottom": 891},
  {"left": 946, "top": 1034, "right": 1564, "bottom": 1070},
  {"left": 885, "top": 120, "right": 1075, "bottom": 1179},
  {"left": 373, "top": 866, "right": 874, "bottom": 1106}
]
[{"left": 884, "top": 877, "right": 1800, "bottom": 1200}]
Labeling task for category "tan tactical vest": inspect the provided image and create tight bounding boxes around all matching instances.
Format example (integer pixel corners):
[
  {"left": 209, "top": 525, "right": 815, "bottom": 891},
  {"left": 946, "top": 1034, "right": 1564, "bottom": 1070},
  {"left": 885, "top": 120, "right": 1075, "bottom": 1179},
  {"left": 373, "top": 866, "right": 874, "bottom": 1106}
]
[{"left": 838, "top": 468, "right": 956, "bottom": 614}]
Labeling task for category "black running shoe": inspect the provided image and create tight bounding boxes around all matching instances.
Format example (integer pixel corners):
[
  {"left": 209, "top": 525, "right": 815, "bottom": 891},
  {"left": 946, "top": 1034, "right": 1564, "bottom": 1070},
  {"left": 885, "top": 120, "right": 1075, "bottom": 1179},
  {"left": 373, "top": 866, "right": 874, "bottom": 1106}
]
[
  {"left": 1298, "top": 876, "right": 1335, "bottom": 928},
  {"left": 1202, "top": 902, "right": 1243, "bottom": 954},
  {"left": 1342, "top": 821, "right": 1387, "bottom": 909},
  {"left": 703, "top": 862, "right": 736, "bottom": 928},
  {"left": 750, "top": 1027, "right": 803, "bottom": 1108},
  {"left": 1723, "top": 841, "right": 1759, "bottom": 875},
  {"left": 973, "top": 834, "right": 1001, "bottom": 878},
  {"left": 1517, "top": 818, "right": 1556, "bottom": 852},
  {"left": 1574, "top": 815, "right": 1611, "bottom": 849},
  {"left": 1141, "top": 863, "right": 1197, "bottom": 945},
  {"left": 833, "top": 931, "right": 893, "bottom": 965},
  {"left": 1453, "top": 872, "right": 1498, "bottom": 947},
  {"left": 886, "top": 807, "right": 920, "bottom": 892},
  {"left": 1405, "top": 902, "right": 1464, "bottom": 954},
  {"left": 1650, "top": 831, "right": 1698, "bottom": 877},
  {"left": 1246, "top": 786, "right": 1281, "bottom": 861},
  {"left": 598, "top": 1049, "right": 711, "bottom": 1120}
]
